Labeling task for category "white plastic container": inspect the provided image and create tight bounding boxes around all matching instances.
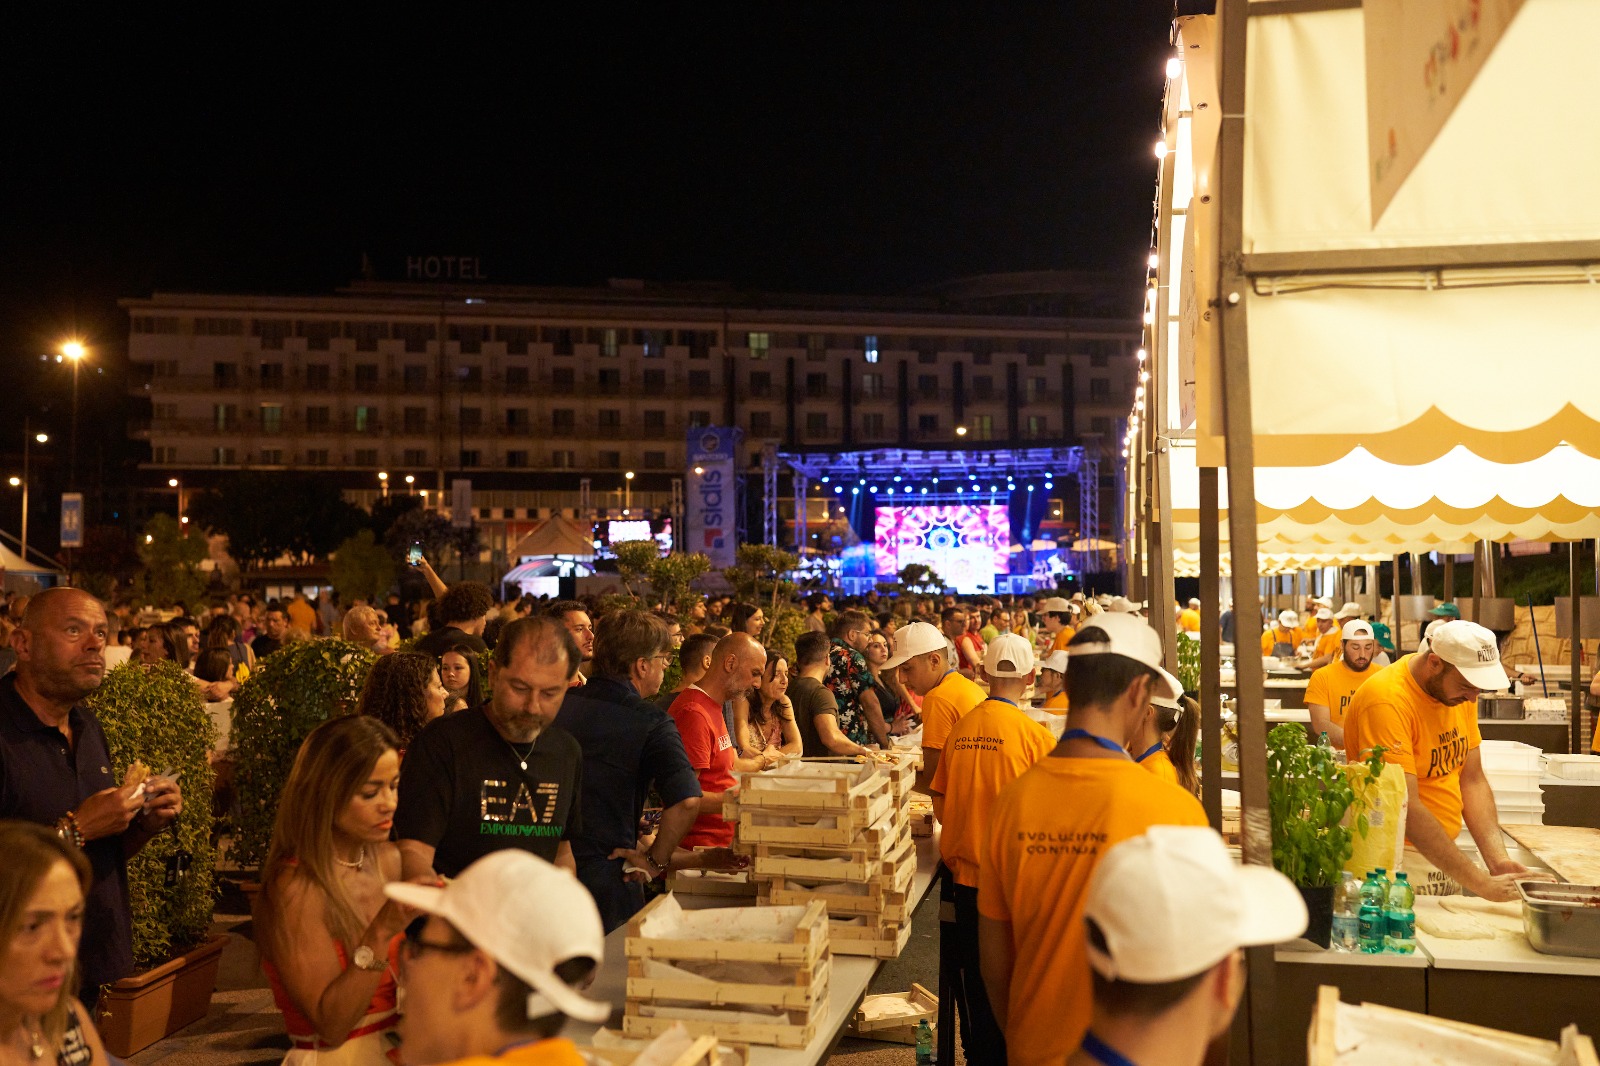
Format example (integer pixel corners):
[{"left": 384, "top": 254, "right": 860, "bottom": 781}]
[
  {"left": 1484, "top": 768, "right": 1544, "bottom": 793},
  {"left": 1495, "top": 803, "right": 1546, "bottom": 825},
  {"left": 1544, "top": 754, "right": 1600, "bottom": 781},
  {"left": 1488, "top": 786, "right": 1544, "bottom": 807},
  {"left": 1478, "top": 740, "right": 1543, "bottom": 773}
]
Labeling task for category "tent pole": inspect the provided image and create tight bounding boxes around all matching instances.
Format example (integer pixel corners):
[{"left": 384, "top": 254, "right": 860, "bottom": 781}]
[
  {"left": 1443, "top": 553, "right": 1455, "bottom": 605},
  {"left": 1215, "top": 0, "right": 1276, "bottom": 1058},
  {"left": 1571, "top": 543, "right": 1583, "bottom": 755},
  {"left": 1394, "top": 555, "right": 1406, "bottom": 654},
  {"left": 1200, "top": 466, "right": 1223, "bottom": 832}
]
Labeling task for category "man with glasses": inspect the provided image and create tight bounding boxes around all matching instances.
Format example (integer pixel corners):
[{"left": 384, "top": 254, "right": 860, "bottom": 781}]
[
  {"left": 388, "top": 850, "right": 611, "bottom": 1066},
  {"left": 552, "top": 610, "right": 703, "bottom": 931},
  {"left": 1343, "top": 620, "right": 1537, "bottom": 901}
]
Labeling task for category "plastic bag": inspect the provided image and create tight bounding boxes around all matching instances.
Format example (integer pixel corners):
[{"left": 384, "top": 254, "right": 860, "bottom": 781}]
[{"left": 1342, "top": 760, "right": 1407, "bottom": 880}]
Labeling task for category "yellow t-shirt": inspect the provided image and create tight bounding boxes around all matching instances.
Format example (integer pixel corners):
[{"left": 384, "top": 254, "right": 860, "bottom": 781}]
[
  {"left": 1138, "top": 747, "right": 1181, "bottom": 786},
  {"left": 1041, "top": 690, "right": 1069, "bottom": 714},
  {"left": 440, "top": 1038, "right": 585, "bottom": 1066},
  {"left": 931, "top": 699, "right": 1056, "bottom": 887},
  {"left": 978, "top": 758, "right": 1208, "bottom": 1066},
  {"left": 919, "top": 670, "right": 988, "bottom": 752},
  {"left": 1312, "top": 628, "right": 1341, "bottom": 660},
  {"left": 1344, "top": 655, "right": 1482, "bottom": 839},
  {"left": 1304, "top": 657, "right": 1378, "bottom": 729},
  {"left": 1261, "top": 626, "right": 1298, "bottom": 656},
  {"left": 1177, "top": 608, "right": 1200, "bottom": 633},
  {"left": 1049, "top": 626, "right": 1076, "bottom": 653}
]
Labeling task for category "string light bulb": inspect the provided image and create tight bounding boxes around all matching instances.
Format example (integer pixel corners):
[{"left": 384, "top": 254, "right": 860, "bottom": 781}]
[
  {"left": 1148, "top": 252, "right": 1160, "bottom": 270},
  {"left": 1136, "top": 348, "right": 1147, "bottom": 363},
  {"left": 1166, "top": 56, "right": 1182, "bottom": 79},
  {"left": 1154, "top": 140, "right": 1168, "bottom": 160}
]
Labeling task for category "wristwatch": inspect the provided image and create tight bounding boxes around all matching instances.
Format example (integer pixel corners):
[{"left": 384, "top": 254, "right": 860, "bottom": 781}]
[{"left": 352, "top": 945, "right": 386, "bottom": 972}]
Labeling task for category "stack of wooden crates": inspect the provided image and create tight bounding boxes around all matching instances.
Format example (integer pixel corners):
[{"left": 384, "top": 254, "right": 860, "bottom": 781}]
[{"left": 730, "top": 755, "right": 921, "bottom": 959}]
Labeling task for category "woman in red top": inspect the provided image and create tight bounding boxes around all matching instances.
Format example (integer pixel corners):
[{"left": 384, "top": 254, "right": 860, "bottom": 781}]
[{"left": 255, "top": 717, "right": 423, "bottom": 1066}]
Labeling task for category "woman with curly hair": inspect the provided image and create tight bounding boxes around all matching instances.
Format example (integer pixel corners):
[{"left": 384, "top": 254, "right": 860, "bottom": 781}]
[{"left": 355, "top": 652, "right": 447, "bottom": 751}]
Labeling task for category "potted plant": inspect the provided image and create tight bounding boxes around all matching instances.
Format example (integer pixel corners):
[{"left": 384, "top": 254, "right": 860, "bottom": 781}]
[
  {"left": 229, "top": 639, "right": 376, "bottom": 872},
  {"left": 1265, "top": 724, "right": 1384, "bottom": 948},
  {"left": 86, "top": 660, "right": 224, "bottom": 1056}
]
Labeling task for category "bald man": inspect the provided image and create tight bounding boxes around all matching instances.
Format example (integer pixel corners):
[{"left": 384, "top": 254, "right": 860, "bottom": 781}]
[
  {"left": 667, "top": 633, "right": 767, "bottom": 848},
  {"left": 1, "top": 588, "right": 184, "bottom": 1002}
]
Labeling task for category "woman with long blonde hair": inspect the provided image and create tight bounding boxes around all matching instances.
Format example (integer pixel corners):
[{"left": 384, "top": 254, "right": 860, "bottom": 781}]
[
  {"left": 254, "top": 717, "right": 422, "bottom": 1066},
  {"left": 0, "top": 821, "right": 109, "bottom": 1066}
]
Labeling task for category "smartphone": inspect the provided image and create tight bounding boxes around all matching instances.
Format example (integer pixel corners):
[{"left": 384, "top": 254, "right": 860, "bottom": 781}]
[{"left": 406, "top": 543, "right": 423, "bottom": 566}]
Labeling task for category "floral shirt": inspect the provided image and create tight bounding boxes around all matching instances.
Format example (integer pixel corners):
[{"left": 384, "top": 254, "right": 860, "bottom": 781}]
[{"left": 825, "top": 638, "right": 873, "bottom": 746}]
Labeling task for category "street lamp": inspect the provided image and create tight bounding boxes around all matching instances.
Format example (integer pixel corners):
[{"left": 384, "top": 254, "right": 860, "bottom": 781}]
[
  {"left": 378, "top": 471, "right": 389, "bottom": 498},
  {"left": 624, "top": 471, "right": 634, "bottom": 515},
  {"left": 955, "top": 425, "right": 968, "bottom": 438},
  {"left": 404, "top": 474, "right": 415, "bottom": 494},
  {"left": 10, "top": 421, "right": 49, "bottom": 564},
  {"left": 61, "top": 341, "right": 86, "bottom": 488}
]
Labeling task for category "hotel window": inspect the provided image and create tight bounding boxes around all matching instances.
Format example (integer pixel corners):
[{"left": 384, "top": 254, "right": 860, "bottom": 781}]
[
  {"left": 600, "top": 328, "right": 620, "bottom": 357},
  {"left": 214, "top": 404, "right": 237, "bottom": 431},
  {"left": 860, "top": 372, "right": 883, "bottom": 398},
  {"left": 805, "top": 334, "right": 827, "bottom": 362},
  {"left": 403, "top": 448, "right": 428, "bottom": 466},
  {"left": 305, "top": 406, "right": 331, "bottom": 431},
  {"left": 305, "top": 449, "right": 330, "bottom": 465},
  {"left": 403, "top": 407, "right": 427, "bottom": 434},
  {"left": 806, "top": 373, "right": 829, "bottom": 398},
  {"left": 1026, "top": 415, "right": 1047, "bottom": 438},
  {"left": 348, "top": 322, "right": 389, "bottom": 352},
  {"left": 213, "top": 447, "right": 236, "bottom": 465},
  {"left": 917, "top": 374, "right": 939, "bottom": 399},
  {"left": 806, "top": 412, "right": 829, "bottom": 435},
  {"left": 643, "top": 368, "right": 666, "bottom": 389},
  {"left": 551, "top": 367, "right": 575, "bottom": 390},
  {"left": 305, "top": 364, "right": 331, "bottom": 390},
  {"left": 354, "top": 363, "right": 379, "bottom": 390},
  {"left": 749, "top": 371, "right": 771, "bottom": 397},
  {"left": 863, "top": 335, "right": 879, "bottom": 364},
  {"left": 644, "top": 451, "right": 667, "bottom": 469},
  {"left": 598, "top": 450, "right": 622, "bottom": 468},
  {"left": 459, "top": 449, "right": 480, "bottom": 467},
  {"left": 918, "top": 414, "right": 939, "bottom": 434},
  {"left": 353, "top": 448, "right": 377, "bottom": 466},
  {"left": 213, "top": 362, "right": 240, "bottom": 389},
  {"left": 506, "top": 366, "right": 530, "bottom": 390},
  {"left": 260, "top": 449, "right": 284, "bottom": 465},
  {"left": 972, "top": 375, "right": 994, "bottom": 400},
  {"left": 506, "top": 449, "right": 529, "bottom": 468},
  {"left": 544, "top": 328, "right": 574, "bottom": 356},
  {"left": 747, "top": 332, "right": 770, "bottom": 360},
  {"left": 1090, "top": 416, "right": 1111, "bottom": 435},
  {"left": 643, "top": 409, "right": 666, "bottom": 433},
  {"left": 458, "top": 407, "right": 482, "bottom": 433},
  {"left": 153, "top": 446, "right": 177, "bottom": 463},
  {"left": 688, "top": 370, "right": 711, "bottom": 390},
  {"left": 1089, "top": 377, "right": 1110, "bottom": 402},
  {"left": 688, "top": 410, "right": 711, "bottom": 429},
  {"left": 598, "top": 368, "right": 621, "bottom": 393},
  {"left": 257, "top": 362, "right": 282, "bottom": 389},
  {"left": 259, "top": 404, "right": 283, "bottom": 434},
  {"left": 403, "top": 365, "right": 428, "bottom": 393},
  {"left": 394, "top": 323, "right": 435, "bottom": 353},
  {"left": 971, "top": 414, "right": 994, "bottom": 441},
  {"left": 750, "top": 410, "right": 773, "bottom": 436},
  {"left": 638, "top": 330, "right": 664, "bottom": 358},
  {"left": 506, "top": 408, "right": 530, "bottom": 431},
  {"left": 552, "top": 449, "right": 576, "bottom": 468},
  {"left": 494, "top": 325, "right": 533, "bottom": 355},
  {"left": 861, "top": 412, "right": 885, "bottom": 437},
  {"left": 552, "top": 409, "right": 576, "bottom": 432},
  {"left": 1026, "top": 376, "right": 1047, "bottom": 402},
  {"left": 458, "top": 366, "right": 483, "bottom": 392},
  {"left": 598, "top": 409, "right": 622, "bottom": 430}
]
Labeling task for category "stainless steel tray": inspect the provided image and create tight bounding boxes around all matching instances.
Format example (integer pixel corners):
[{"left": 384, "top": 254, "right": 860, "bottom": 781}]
[
  {"left": 1478, "top": 694, "right": 1525, "bottom": 720},
  {"left": 1519, "top": 881, "right": 1600, "bottom": 958}
]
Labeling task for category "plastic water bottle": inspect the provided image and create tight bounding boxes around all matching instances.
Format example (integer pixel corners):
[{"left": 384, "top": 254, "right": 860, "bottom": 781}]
[
  {"left": 1331, "top": 871, "right": 1361, "bottom": 952},
  {"left": 915, "top": 1019, "right": 934, "bottom": 1065},
  {"left": 1317, "top": 731, "right": 1337, "bottom": 756},
  {"left": 1358, "top": 871, "right": 1386, "bottom": 953},
  {"left": 1384, "top": 872, "right": 1416, "bottom": 954}
]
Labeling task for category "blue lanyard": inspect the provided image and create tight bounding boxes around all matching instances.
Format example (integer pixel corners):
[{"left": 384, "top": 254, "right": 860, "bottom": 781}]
[
  {"left": 1062, "top": 728, "right": 1127, "bottom": 754},
  {"left": 1080, "top": 1032, "right": 1138, "bottom": 1066},
  {"left": 1134, "top": 742, "right": 1164, "bottom": 764}
]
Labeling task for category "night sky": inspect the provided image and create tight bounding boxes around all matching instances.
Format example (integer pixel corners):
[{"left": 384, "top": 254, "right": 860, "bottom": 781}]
[{"left": 2, "top": 5, "right": 1178, "bottom": 479}]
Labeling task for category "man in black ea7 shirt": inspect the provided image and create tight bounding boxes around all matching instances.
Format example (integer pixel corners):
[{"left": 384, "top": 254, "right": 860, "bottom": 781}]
[
  {"left": 397, "top": 617, "right": 585, "bottom": 878},
  {"left": 0, "top": 588, "right": 183, "bottom": 1003}
]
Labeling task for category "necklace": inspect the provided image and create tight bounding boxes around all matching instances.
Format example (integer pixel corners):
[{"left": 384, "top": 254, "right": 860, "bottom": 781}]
[
  {"left": 505, "top": 738, "right": 536, "bottom": 771},
  {"left": 334, "top": 845, "right": 368, "bottom": 871}
]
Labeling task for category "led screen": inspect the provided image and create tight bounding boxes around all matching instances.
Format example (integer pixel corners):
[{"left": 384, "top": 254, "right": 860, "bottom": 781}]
[{"left": 874, "top": 505, "right": 1010, "bottom": 593}]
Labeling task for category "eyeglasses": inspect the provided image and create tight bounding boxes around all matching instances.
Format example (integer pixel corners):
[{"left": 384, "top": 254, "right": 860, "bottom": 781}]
[{"left": 402, "top": 916, "right": 476, "bottom": 961}]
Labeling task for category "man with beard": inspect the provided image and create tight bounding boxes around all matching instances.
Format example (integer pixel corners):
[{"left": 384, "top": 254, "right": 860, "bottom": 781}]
[
  {"left": 1304, "top": 620, "right": 1380, "bottom": 748},
  {"left": 547, "top": 600, "right": 596, "bottom": 687},
  {"left": 1343, "top": 619, "right": 1538, "bottom": 902},
  {"left": 397, "top": 617, "right": 584, "bottom": 878},
  {"left": 0, "top": 587, "right": 184, "bottom": 1002},
  {"left": 667, "top": 633, "right": 768, "bottom": 849}
]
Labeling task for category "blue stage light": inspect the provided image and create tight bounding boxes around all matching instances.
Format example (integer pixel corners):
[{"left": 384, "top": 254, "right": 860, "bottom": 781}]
[
  {"left": 834, "top": 486, "right": 843, "bottom": 494},
  {"left": 892, "top": 475, "right": 902, "bottom": 483},
  {"left": 852, "top": 487, "right": 860, "bottom": 495},
  {"left": 956, "top": 486, "right": 964, "bottom": 494},
  {"left": 886, "top": 487, "right": 895, "bottom": 495},
  {"left": 821, "top": 475, "right": 829, "bottom": 483},
  {"left": 869, "top": 485, "right": 879, "bottom": 493}
]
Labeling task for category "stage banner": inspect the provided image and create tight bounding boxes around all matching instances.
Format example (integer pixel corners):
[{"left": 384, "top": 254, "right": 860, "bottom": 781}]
[
  {"left": 686, "top": 426, "right": 743, "bottom": 568},
  {"left": 1366, "top": 0, "right": 1525, "bottom": 223}
]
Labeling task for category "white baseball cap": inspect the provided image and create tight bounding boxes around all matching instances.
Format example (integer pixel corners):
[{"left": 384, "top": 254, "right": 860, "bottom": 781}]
[
  {"left": 1187, "top": 598, "right": 1201, "bottom": 608},
  {"left": 983, "top": 633, "right": 1036, "bottom": 678},
  {"left": 881, "top": 621, "right": 949, "bottom": 671},
  {"left": 1277, "top": 610, "right": 1300, "bottom": 628},
  {"left": 1417, "top": 617, "right": 1448, "bottom": 656},
  {"left": 1038, "top": 596, "right": 1072, "bottom": 615},
  {"left": 1084, "top": 826, "right": 1307, "bottom": 984},
  {"left": 1067, "top": 613, "right": 1183, "bottom": 700},
  {"left": 1106, "top": 596, "right": 1139, "bottom": 614},
  {"left": 1312, "top": 596, "right": 1333, "bottom": 609},
  {"left": 1314, "top": 608, "right": 1334, "bottom": 621},
  {"left": 1340, "top": 620, "right": 1375, "bottom": 641},
  {"left": 1039, "top": 650, "right": 1070, "bottom": 675},
  {"left": 1425, "top": 620, "right": 1510, "bottom": 691},
  {"left": 1334, "top": 602, "right": 1363, "bottom": 621},
  {"left": 385, "top": 850, "right": 611, "bottom": 1023}
]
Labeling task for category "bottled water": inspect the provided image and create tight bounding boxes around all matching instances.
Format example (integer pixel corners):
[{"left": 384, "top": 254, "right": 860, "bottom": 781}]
[
  {"left": 915, "top": 1019, "right": 934, "bottom": 1065},
  {"left": 1331, "top": 871, "right": 1362, "bottom": 952},
  {"left": 1384, "top": 872, "right": 1416, "bottom": 954},
  {"left": 1358, "top": 871, "right": 1387, "bottom": 953}
]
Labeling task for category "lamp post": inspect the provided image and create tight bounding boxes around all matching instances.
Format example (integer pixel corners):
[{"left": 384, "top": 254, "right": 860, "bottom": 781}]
[
  {"left": 404, "top": 474, "right": 415, "bottom": 495},
  {"left": 624, "top": 470, "right": 634, "bottom": 516},
  {"left": 168, "top": 477, "right": 185, "bottom": 525},
  {"left": 10, "top": 421, "right": 49, "bottom": 564},
  {"left": 378, "top": 471, "right": 389, "bottom": 498},
  {"left": 61, "top": 341, "right": 86, "bottom": 488}
]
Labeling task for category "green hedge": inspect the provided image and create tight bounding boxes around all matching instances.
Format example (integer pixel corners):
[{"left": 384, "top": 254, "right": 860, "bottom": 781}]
[
  {"left": 229, "top": 640, "right": 376, "bottom": 870},
  {"left": 87, "top": 661, "right": 217, "bottom": 968}
]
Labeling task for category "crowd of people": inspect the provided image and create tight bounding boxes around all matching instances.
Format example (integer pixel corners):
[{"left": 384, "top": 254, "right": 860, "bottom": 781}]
[{"left": 13, "top": 565, "right": 1582, "bottom": 1066}]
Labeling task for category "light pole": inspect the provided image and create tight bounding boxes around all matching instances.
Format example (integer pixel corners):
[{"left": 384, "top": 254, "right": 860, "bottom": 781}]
[
  {"left": 405, "top": 474, "right": 415, "bottom": 495},
  {"left": 168, "top": 477, "right": 184, "bottom": 525},
  {"left": 61, "top": 341, "right": 86, "bottom": 488},
  {"left": 378, "top": 471, "right": 389, "bottom": 498},
  {"left": 10, "top": 421, "right": 49, "bottom": 565},
  {"left": 624, "top": 470, "right": 635, "bottom": 516}
]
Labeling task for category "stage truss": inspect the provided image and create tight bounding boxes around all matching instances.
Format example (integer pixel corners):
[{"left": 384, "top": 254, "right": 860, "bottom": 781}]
[{"left": 765, "top": 444, "right": 1107, "bottom": 576}]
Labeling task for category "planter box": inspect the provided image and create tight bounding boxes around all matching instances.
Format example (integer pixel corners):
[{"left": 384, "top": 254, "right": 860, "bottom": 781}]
[{"left": 96, "top": 934, "right": 230, "bottom": 1057}]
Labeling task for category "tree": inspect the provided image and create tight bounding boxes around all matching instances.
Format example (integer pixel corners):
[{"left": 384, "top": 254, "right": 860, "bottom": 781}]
[
  {"left": 139, "top": 514, "right": 209, "bottom": 611},
  {"left": 612, "top": 540, "right": 661, "bottom": 601},
  {"left": 188, "top": 471, "right": 365, "bottom": 569},
  {"left": 382, "top": 503, "right": 481, "bottom": 573},
  {"left": 330, "top": 529, "right": 396, "bottom": 604},
  {"left": 76, "top": 525, "right": 141, "bottom": 601},
  {"left": 649, "top": 551, "right": 712, "bottom": 615}
]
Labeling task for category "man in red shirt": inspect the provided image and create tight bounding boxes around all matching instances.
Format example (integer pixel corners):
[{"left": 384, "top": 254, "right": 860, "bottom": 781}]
[{"left": 668, "top": 633, "right": 767, "bottom": 848}]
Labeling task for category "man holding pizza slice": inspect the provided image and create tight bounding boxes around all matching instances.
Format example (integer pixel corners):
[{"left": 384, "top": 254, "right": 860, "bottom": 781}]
[{"left": 0, "top": 587, "right": 185, "bottom": 1003}]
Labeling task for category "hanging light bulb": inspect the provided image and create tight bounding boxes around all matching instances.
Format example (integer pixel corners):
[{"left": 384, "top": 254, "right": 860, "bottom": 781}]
[
  {"left": 1166, "top": 56, "right": 1182, "bottom": 79},
  {"left": 1148, "top": 252, "right": 1160, "bottom": 270},
  {"left": 1139, "top": 370, "right": 1149, "bottom": 383},
  {"left": 1135, "top": 385, "right": 1146, "bottom": 398},
  {"left": 1136, "top": 348, "right": 1148, "bottom": 363},
  {"left": 1154, "top": 140, "right": 1168, "bottom": 160}
]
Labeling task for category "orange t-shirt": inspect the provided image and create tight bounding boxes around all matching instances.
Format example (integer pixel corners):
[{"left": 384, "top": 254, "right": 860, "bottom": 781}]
[
  {"left": 1304, "top": 657, "right": 1378, "bottom": 729},
  {"left": 1177, "top": 608, "right": 1200, "bottom": 633},
  {"left": 1261, "top": 626, "right": 1298, "bottom": 656},
  {"left": 1049, "top": 626, "right": 1076, "bottom": 653},
  {"left": 439, "top": 1038, "right": 586, "bottom": 1066},
  {"left": 930, "top": 698, "right": 1056, "bottom": 886},
  {"left": 1041, "top": 690, "right": 1069, "bottom": 714},
  {"left": 1137, "top": 747, "right": 1181, "bottom": 787},
  {"left": 1312, "top": 628, "right": 1341, "bottom": 660},
  {"left": 919, "top": 670, "right": 988, "bottom": 752},
  {"left": 977, "top": 758, "right": 1207, "bottom": 1066},
  {"left": 1343, "top": 655, "right": 1482, "bottom": 839}
]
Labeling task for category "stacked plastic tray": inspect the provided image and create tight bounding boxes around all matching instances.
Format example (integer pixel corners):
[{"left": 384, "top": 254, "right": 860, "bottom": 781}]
[{"left": 1479, "top": 740, "right": 1545, "bottom": 824}]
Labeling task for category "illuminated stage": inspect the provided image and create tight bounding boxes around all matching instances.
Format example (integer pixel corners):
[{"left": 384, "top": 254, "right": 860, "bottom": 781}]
[{"left": 762, "top": 445, "right": 1113, "bottom": 595}]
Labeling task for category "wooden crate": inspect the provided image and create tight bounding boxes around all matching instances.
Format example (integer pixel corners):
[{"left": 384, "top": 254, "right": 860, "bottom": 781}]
[
  {"left": 756, "top": 853, "right": 917, "bottom": 921},
  {"left": 1306, "top": 986, "right": 1599, "bottom": 1065},
  {"left": 728, "top": 787, "right": 895, "bottom": 846},
  {"left": 743, "top": 825, "right": 914, "bottom": 883},
  {"left": 626, "top": 954, "right": 830, "bottom": 1012},
  {"left": 828, "top": 915, "right": 912, "bottom": 959},
  {"left": 846, "top": 985, "right": 937, "bottom": 1043},
  {"left": 577, "top": 1034, "right": 725, "bottom": 1066},
  {"left": 624, "top": 893, "right": 829, "bottom": 968},
  {"left": 623, "top": 1008, "right": 814, "bottom": 1050},
  {"left": 666, "top": 869, "right": 759, "bottom": 898},
  {"left": 905, "top": 796, "right": 934, "bottom": 838},
  {"left": 735, "top": 759, "right": 891, "bottom": 814}
]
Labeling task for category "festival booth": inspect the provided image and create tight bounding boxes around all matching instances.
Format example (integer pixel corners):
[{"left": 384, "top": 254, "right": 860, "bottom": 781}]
[
  {"left": 1133, "top": 2, "right": 1600, "bottom": 1060},
  {"left": 500, "top": 514, "right": 597, "bottom": 598}
]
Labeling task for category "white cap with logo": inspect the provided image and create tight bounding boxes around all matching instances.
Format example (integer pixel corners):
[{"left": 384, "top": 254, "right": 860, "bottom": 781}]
[
  {"left": 1037, "top": 597, "right": 1072, "bottom": 615},
  {"left": 385, "top": 850, "right": 611, "bottom": 1023},
  {"left": 1314, "top": 608, "right": 1334, "bottom": 621},
  {"left": 1067, "top": 613, "right": 1183, "bottom": 700},
  {"left": 1334, "top": 602, "right": 1364, "bottom": 621},
  {"left": 1084, "top": 826, "right": 1307, "bottom": 984},
  {"left": 983, "top": 633, "right": 1036, "bottom": 678},
  {"left": 880, "top": 621, "right": 950, "bottom": 672},
  {"left": 1039, "top": 650, "right": 1070, "bottom": 675},
  {"left": 1426, "top": 620, "right": 1510, "bottom": 691},
  {"left": 1277, "top": 610, "right": 1300, "bottom": 628},
  {"left": 1340, "top": 620, "right": 1375, "bottom": 641}
]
